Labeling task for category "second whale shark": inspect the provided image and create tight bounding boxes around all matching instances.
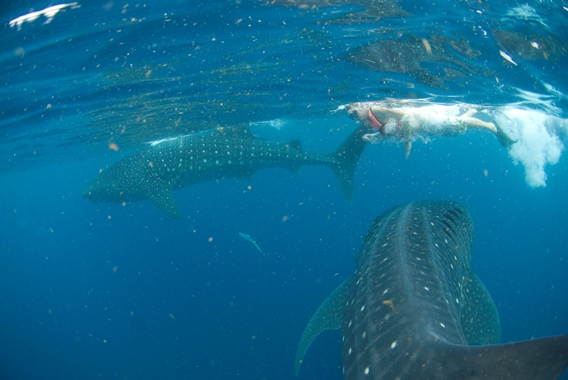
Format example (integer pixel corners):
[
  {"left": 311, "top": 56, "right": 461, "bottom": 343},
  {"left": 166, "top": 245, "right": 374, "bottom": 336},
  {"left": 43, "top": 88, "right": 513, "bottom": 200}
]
[
  {"left": 83, "top": 124, "right": 370, "bottom": 219},
  {"left": 296, "top": 200, "right": 568, "bottom": 379}
]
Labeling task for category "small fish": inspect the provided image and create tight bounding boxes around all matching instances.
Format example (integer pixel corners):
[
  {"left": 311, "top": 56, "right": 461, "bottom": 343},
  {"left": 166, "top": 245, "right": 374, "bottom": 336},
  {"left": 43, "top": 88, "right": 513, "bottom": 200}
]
[{"left": 239, "top": 232, "right": 262, "bottom": 253}]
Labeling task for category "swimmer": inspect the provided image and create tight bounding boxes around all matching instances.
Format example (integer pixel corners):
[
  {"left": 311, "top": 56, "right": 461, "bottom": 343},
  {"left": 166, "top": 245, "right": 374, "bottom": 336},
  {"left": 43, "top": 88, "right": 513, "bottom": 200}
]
[{"left": 346, "top": 100, "right": 517, "bottom": 157}]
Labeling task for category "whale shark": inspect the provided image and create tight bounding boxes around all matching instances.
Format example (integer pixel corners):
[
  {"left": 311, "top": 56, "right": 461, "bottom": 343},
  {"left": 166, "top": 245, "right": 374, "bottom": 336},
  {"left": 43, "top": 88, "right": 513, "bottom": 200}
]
[
  {"left": 295, "top": 200, "right": 568, "bottom": 379},
  {"left": 82, "top": 124, "right": 370, "bottom": 219}
]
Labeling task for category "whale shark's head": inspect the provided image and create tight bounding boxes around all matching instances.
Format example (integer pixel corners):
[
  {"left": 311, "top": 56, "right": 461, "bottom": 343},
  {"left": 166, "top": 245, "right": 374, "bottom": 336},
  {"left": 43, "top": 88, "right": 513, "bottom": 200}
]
[
  {"left": 81, "top": 175, "right": 138, "bottom": 203},
  {"left": 81, "top": 183, "right": 97, "bottom": 201},
  {"left": 81, "top": 179, "right": 115, "bottom": 203},
  {"left": 82, "top": 156, "right": 147, "bottom": 204}
]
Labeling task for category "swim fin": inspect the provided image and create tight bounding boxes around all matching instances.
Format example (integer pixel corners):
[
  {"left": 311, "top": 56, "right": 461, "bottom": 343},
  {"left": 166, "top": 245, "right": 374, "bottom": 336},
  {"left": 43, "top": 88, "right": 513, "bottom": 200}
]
[{"left": 495, "top": 124, "right": 517, "bottom": 148}]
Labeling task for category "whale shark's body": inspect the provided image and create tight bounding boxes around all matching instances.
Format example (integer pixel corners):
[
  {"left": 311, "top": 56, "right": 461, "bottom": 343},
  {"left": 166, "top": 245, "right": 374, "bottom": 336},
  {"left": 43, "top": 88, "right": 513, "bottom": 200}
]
[
  {"left": 296, "top": 200, "right": 568, "bottom": 379},
  {"left": 83, "top": 125, "right": 370, "bottom": 219}
]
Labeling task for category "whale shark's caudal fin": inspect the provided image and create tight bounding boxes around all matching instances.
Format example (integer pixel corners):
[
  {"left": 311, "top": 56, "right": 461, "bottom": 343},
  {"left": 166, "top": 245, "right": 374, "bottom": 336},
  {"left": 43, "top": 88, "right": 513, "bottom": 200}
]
[{"left": 328, "top": 123, "right": 372, "bottom": 204}]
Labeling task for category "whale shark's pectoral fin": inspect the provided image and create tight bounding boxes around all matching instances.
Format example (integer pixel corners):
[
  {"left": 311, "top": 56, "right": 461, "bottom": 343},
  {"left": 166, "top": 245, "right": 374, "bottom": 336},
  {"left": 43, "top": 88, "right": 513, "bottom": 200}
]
[
  {"left": 146, "top": 186, "right": 182, "bottom": 220},
  {"left": 287, "top": 164, "right": 302, "bottom": 174},
  {"left": 461, "top": 272, "right": 501, "bottom": 345},
  {"left": 236, "top": 170, "right": 255, "bottom": 180},
  {"left": 295, "top": 276, "right": 354, "bottom": 376}
]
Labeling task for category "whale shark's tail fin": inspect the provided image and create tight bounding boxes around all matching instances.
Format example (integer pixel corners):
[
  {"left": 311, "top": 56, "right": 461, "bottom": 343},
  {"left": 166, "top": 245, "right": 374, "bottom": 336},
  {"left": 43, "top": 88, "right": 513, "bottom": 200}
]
[{"left": 328, "top": 123, "right": 372, "bottom": 204}]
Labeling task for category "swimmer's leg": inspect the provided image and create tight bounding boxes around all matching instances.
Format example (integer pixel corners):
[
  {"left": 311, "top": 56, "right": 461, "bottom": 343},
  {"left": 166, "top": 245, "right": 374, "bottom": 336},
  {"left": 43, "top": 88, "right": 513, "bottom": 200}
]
[
  {"left": 461, "top": 108, "right": 478, "bottom": 118},
  {"left": 460, "top": 108, "right": 500, "bottom": 134},
  {"left": 405, "top": 141, "right": 412, "bottom": 158},
  {"left": 462, "top": 117, "right": 498, "bottom": 134},
  {"left": 463, "top": 116, "right": 516, "bottom": 148}
]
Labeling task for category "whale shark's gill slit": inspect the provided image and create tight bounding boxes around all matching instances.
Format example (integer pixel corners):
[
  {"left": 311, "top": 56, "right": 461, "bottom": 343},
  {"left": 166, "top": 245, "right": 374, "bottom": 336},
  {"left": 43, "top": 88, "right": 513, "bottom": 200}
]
[
  {"left": 441, "top": 220, "right": 455, "bottom": 235},
  {"left": 362, "top": 220, "right": 382, "bottom": 247},
  {"left": 443, "top": 212, "right": 457, "bottom": 225},
  {"left": 441, "top": 220, "right": 456, "bottom": 244},
  {"left": 449, "top": 208, "right": 462, "bottom": 217}
]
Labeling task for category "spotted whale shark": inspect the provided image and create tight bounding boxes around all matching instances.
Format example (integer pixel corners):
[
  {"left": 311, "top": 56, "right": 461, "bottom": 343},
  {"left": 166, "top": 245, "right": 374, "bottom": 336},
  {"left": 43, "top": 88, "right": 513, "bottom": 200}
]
[
  {"left": 295, "top": 200, "right": 568, "bottom": 379},
  {"left": 83, "top": 124, "right": 370, "bottom": 219}
]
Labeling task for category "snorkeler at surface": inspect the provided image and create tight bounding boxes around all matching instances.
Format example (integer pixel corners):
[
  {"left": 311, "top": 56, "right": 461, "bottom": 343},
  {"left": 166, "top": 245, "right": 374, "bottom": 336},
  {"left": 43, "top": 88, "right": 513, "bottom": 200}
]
[{"left": 346, "top": 100, "right": 517, "bottom": 157}]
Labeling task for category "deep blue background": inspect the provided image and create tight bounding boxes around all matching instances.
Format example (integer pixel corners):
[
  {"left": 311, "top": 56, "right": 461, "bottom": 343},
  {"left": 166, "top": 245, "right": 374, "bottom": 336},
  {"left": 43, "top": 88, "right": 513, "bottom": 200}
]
[
  {"left": 1, "top": 121, "right": 567, "bottom": 379},
  {"left": 1, "top": 0, "right": 567, "bottom": 379}
]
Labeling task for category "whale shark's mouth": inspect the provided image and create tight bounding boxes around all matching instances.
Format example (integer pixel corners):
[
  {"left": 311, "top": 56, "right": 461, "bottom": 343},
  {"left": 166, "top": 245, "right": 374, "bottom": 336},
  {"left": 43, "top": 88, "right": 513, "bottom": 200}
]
[{"left": 81, "top": 186, "right": 96, "bottom": 201}]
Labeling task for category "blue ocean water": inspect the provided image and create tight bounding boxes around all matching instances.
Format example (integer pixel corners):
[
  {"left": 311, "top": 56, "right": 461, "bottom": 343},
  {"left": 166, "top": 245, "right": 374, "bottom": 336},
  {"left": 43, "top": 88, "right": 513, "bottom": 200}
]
[{"left": 1, "top": 1, "right": 567, "bottom": 379}]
